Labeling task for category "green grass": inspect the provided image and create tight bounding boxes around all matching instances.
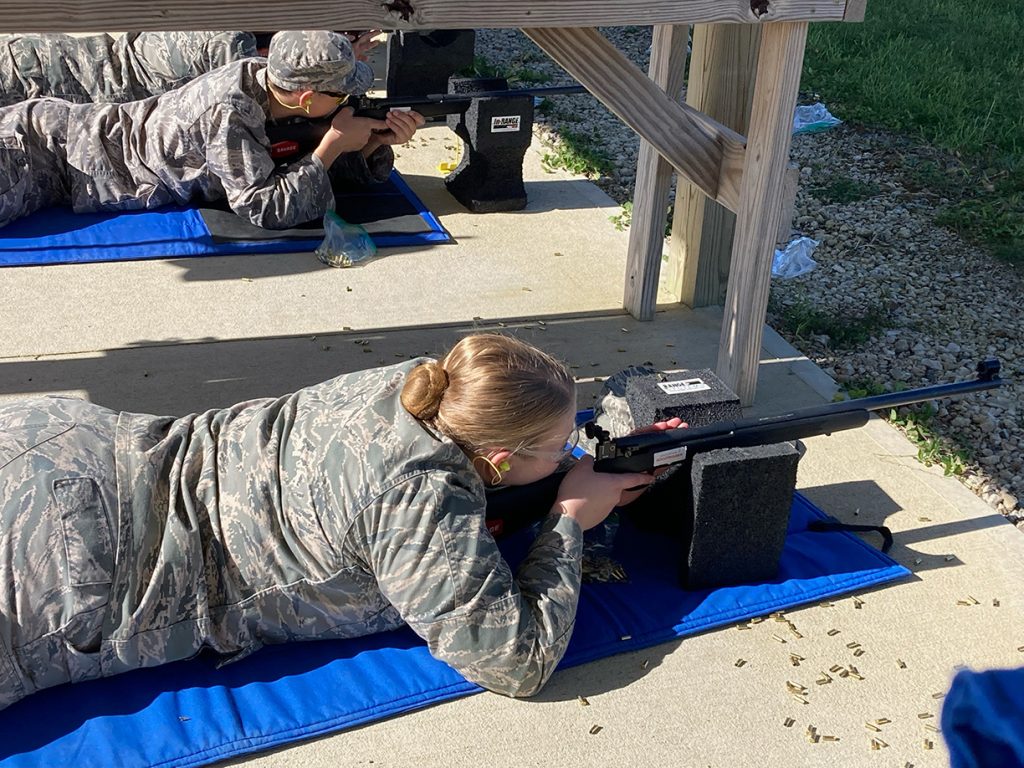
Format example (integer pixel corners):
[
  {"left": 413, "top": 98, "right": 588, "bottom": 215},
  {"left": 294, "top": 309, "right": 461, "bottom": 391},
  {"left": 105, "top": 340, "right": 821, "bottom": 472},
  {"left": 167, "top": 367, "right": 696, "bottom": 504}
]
[
  {"left": 541, "top": 129, "right": 614, "bottom": 177},
  {"left": 457, "top": 55, "right": 503, "bottom": 79},
  {"left": 802, "top": 1, "right": 1024, "bottom": 265},
  {"left": 811, "top": 176, "right": 881, "bottom": 205},
  {"left": 768, "top": 295, "right": 891, "bottom": 349},
  {"left": 506, "top": 66, "right": 553, "bottom": 85},
  {"left": 609, "top": 202, "right": 633, "bottom": 231},
  {"left": 888, "top": 405, "right": 972, "bottom": 476}
]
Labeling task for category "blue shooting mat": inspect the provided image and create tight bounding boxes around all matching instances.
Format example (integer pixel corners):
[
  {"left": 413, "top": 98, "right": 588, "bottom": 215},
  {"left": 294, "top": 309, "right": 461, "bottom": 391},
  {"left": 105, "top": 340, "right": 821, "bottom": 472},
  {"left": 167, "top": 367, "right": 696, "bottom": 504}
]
[
  {"left": 942, "top": 667, "right": 1024, "bottom": 768},
  {"left": 0, "top": 171, "right": 451, "bottom": 267},
  {"left": 0, "top": 492, "right": 909, "bottom": 768}
]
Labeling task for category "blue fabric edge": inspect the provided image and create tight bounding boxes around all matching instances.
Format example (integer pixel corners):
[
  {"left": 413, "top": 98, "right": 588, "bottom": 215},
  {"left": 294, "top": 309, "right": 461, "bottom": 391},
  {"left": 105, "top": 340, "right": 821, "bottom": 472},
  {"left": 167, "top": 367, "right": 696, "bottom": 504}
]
[
  {"left": 153, "top": 491, "right": 911, "bottom": 768},
  {"left": 148, "top": 683, "right": 479, "bottom": 768},
  {"left": 0, "top": 171, "right": 452, "bottom": 266}
]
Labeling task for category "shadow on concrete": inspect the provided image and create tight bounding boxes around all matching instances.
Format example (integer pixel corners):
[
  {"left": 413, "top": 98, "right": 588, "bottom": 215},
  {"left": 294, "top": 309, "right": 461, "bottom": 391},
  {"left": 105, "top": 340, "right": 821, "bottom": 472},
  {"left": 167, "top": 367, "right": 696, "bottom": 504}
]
[
  {"left": 0, "top": 310, "right": 731, "bottom": 414},
  {"left": 398, "top": 172, "right": 616, "bottom": 217},
  {"left": 800, "top": 479, "right": 1011, "bottom": 573},
  {"left": 163, "top": 238, "right": 458, "bottom": 283}
]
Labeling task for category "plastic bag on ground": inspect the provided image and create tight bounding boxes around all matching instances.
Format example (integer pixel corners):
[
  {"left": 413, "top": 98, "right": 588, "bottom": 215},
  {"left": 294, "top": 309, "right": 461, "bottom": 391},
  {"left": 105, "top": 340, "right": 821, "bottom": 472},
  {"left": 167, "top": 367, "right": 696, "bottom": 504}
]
[
  {"left": 793, "top": 102, "right": 842, "bottom": 134},
  {"left": 315, "top": 210, "right": 377, "bottom": 268},
  {"left": 772, "top": 236, "right": 819, "bottom": 279}
]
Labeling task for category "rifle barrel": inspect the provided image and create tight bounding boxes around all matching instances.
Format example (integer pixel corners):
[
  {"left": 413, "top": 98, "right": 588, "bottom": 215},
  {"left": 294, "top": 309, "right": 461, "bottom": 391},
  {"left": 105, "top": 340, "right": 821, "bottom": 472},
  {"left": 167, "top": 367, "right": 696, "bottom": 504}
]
[{"left": 374, "top": 84, "right": 588, "bottom": 108}]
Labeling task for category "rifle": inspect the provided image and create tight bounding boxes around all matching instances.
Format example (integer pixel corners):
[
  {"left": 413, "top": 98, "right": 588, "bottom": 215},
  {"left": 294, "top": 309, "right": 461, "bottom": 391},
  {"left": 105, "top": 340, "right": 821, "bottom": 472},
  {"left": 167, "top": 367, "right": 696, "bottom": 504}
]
[
  {"left": 265, "top": 85, "right": 587, "bottom": 163},
  {"left": 589, "top": 358, "right": 1003, "bottom": 473},
  {"left": 484, "top": 359, "right": 1003, "bottom": 539}
]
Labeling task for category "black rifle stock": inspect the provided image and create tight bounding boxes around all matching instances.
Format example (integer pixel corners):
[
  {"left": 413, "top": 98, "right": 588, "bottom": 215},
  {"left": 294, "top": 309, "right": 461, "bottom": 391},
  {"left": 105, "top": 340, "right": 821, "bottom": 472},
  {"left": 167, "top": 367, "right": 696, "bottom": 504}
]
[
  {"left": 265, "top": 86, "right": 587, "bottom": 163},
  {"left": 589, "top": 358, "right": 1003, "bottom": 474}
]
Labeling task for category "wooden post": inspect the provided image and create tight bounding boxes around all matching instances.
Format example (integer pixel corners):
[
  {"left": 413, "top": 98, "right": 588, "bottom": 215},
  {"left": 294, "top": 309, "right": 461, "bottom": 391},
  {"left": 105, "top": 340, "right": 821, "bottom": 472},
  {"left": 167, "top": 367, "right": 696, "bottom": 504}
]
[
  {"left": 666, "top": 23, "right": 761, "bottom": 308},
  {"left": 623, "top": 25, "right": 690, "bottom": 320},
  {"left": 716, "top": 21, "right": 808, "bottom": 405}
]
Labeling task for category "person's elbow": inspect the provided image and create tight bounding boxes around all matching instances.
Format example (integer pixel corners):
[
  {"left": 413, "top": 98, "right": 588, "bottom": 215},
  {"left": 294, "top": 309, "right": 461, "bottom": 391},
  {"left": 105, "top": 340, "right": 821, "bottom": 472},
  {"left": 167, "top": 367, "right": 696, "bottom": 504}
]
[{"left": 459, "top": 654, "right": 556, "bottom": 698}]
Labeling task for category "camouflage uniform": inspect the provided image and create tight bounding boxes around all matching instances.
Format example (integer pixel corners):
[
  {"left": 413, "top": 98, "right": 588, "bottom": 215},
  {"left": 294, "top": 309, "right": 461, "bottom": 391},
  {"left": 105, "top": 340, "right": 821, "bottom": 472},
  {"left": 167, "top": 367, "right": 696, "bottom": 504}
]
[
  {"left": 0, "top": 31, "right": 390, "bottom": 230},
  {"left": 0, "top": 359, "right": 584, "bottom": 710},
  {"left": 0, "top": 32, "right": 257, "bottom": 107}
]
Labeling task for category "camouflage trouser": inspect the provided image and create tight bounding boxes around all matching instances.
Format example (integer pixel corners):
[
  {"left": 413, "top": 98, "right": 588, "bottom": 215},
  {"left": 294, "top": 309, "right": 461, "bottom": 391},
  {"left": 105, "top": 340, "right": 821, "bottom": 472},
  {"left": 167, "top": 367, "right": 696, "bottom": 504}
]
[
  {"left": 0, "top": 100, "right": 71, "bottom": 229},
  {"left": 0, "top": 397, "right": 120, "bottom": 711}
]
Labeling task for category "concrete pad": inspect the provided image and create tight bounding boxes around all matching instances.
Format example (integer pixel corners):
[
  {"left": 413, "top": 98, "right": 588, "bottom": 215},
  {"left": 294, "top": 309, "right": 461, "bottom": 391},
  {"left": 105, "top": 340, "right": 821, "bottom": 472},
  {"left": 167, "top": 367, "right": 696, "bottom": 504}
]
[
  {"left": 1, "top": 117, "right": 1020, "bottom": 768},
  {"left": 0, "top": 124, "right": 662, "bottom": 359}
]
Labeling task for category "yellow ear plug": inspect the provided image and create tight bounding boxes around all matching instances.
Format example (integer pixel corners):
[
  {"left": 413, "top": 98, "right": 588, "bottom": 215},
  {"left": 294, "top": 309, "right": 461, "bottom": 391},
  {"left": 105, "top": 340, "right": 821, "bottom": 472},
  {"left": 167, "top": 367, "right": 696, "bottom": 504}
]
[{"left": 498, "top": 461, "right": 511, "bottom": 472}]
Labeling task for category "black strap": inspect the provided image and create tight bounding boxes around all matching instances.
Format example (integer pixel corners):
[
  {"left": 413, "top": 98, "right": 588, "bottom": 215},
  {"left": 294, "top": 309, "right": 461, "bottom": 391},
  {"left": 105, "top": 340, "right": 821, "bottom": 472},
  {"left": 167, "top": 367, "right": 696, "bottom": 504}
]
[{"left": 808, "top": 520, "right": 894, "bottom": 554}]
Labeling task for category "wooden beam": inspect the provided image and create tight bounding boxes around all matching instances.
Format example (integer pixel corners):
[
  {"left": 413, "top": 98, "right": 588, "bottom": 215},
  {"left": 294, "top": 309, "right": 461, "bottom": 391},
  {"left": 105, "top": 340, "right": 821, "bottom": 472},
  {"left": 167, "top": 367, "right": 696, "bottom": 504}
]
[
  {"left": 844, "top": 0, "right": 868, "bottom": 22},
  {"left": 623, "top": 25, "right": 690, "bottom": 320},
  {"left": 716, "top": 22, "right": 808, "bottom": 406},
  {"left": 667, "top": 23, "right": 762, "bottom": 309},
  {"left": 0, "top": 0, "right": 851, "bottom": 34},
  {"left": 525, "top": 27, "right": 746, "bottom": 213}
]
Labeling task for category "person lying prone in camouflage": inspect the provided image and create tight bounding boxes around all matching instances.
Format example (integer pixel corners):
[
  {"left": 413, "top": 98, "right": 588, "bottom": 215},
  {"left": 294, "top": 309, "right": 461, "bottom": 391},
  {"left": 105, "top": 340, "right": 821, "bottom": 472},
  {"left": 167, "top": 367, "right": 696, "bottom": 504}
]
[
  {"left": 0, "top": 30, "right": 425, "bottom": 230},
  {"left": 0, "top": 334, "right": 656, "bottom": 711},
  {"left": 0, "top": 31, "right": 258, "bottom": 106}
]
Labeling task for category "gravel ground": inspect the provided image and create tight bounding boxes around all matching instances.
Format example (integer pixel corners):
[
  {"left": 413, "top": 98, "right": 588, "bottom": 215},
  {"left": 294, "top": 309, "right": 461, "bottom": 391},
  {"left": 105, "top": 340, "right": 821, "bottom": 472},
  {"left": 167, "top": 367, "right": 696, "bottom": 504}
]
[{"left": 474, "top": 27, "right": 1023, "bottom": 526}]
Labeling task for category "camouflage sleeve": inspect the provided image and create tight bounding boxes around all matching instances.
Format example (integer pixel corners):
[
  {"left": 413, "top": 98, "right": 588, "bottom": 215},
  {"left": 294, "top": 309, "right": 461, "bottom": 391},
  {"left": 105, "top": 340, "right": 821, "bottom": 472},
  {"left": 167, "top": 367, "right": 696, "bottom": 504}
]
[
  {"left": 201, "top": 102, "right": 334, "bottom": 228},
  {"left": 329, "top": 144, "right": 394, "bottom": 187},
  {"left": 359, "top": 471, "right": 584, "bottom": 697}
]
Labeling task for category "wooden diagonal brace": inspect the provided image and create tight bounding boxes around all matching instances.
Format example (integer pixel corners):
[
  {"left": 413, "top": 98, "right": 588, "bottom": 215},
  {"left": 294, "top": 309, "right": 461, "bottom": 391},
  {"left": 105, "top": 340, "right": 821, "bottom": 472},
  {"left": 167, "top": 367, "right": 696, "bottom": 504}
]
[{"left": 524, "top": 27, "right": 746, "bottom": 213}]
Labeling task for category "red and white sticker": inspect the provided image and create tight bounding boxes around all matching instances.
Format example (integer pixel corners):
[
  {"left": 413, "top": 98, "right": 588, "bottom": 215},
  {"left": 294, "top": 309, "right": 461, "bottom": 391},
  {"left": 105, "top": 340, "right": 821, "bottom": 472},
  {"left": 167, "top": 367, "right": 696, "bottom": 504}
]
[
  {"left": 657, "top": 378, "right": 710, "bottom": 395},
  {"left": 490, "top": 115, "right": 521, "bottom": 133},
  {"left": 652, "top": 446, "right": 688, "bottom": 467}
]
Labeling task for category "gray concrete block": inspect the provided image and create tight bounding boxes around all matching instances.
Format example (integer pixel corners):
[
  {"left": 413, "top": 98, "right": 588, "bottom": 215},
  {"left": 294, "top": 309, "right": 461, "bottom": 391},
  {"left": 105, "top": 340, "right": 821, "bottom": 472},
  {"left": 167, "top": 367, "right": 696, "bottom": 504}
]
[
  {"left": 684, "top": 442, "right": 801, "bottom": 590},
  {"left": 444, "top": 76, "right": 533, "bottom": 212}
]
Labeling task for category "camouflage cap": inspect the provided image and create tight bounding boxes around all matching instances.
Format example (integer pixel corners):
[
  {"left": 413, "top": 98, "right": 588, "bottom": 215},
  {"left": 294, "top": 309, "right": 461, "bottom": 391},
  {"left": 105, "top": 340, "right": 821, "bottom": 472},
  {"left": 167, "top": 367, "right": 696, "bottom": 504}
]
[{"left": 266, "top": 30, "right": 373, "bottom": 96}]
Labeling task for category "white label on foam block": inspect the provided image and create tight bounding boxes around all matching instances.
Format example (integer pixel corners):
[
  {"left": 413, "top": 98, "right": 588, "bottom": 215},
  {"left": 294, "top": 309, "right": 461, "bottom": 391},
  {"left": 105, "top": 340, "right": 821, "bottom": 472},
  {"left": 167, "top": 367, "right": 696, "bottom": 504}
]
[
  {"left": 652, "top": 446, "right": 688, "bottom": 467},
  {"left": 490, "top": 115, "right": 521, "bottom": 132},
  {"left": 657, "top": 378, "right": 710, "bottom": 395}
]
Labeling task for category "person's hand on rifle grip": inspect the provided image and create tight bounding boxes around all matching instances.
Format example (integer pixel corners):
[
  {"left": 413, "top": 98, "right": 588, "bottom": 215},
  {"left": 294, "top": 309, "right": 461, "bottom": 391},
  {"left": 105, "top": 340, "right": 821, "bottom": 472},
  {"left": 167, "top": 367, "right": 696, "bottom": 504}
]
[
  {"left": 314, "top": 107, "right": 388, "bottom": 166},
  {"left": 616, "top": 417, "right": 688, "bottom": 506},
  {"left": 552, "top": 454, "right": 654, "bottom": 532},
  {"left": 364, "top": 109, "right": 426, "bottom": 151}
]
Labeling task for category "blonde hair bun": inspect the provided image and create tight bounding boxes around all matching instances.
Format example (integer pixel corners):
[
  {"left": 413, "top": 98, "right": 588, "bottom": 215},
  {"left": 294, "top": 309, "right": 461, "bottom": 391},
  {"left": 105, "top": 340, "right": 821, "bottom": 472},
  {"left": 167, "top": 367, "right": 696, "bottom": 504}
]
[{"left": 400, "top": 360, "right": 449, "bottom": 420}]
